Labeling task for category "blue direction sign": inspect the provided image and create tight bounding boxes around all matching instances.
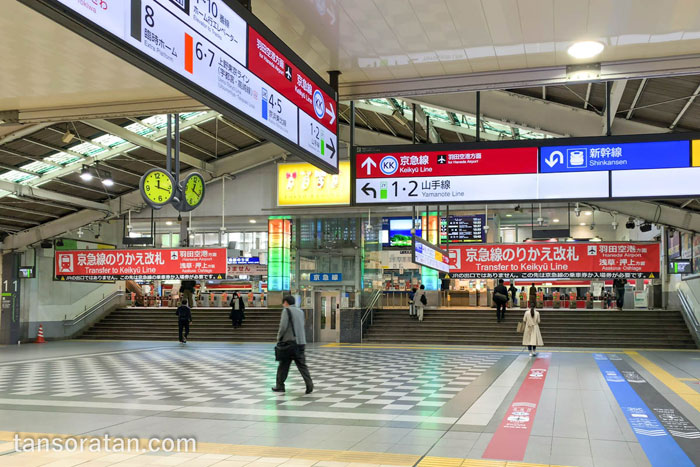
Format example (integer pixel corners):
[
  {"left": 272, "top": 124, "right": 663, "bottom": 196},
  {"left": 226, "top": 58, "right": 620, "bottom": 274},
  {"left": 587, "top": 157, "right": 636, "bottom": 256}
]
[
  {"left": 540, "top": 141, "right": 690, "bottom": 173},
  {"left": 310, "top": 273, "right": 343, "bottom": 282}
]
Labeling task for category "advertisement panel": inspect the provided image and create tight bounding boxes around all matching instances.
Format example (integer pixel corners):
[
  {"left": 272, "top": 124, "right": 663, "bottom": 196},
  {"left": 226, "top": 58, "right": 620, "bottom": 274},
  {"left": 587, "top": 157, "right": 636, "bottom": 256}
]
[
  {"left": 277, "top": 161, "right": 350, "bottom": 206},
  {"left": 448, "top": 242, "right": 660, "bottom": 279},
  {"left": 38, "top": 0, "right": 338, "bottom": 173},
  {"left": 55, "top": 248, "right": 227, "bottom": 281},
  {"left": 540, "top": 141, "right": 690, "bottom": 173}
]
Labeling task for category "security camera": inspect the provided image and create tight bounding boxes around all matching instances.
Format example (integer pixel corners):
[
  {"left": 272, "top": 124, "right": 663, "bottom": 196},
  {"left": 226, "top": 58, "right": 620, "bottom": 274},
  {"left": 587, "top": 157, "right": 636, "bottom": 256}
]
[
  {"left": 537, "top": 217, "right": 544, "bottom": 226},
  {"left": 574, "top": 203, "right": 581, "bottom": 217},
  {"left": 611, "top": 220, "right": 619, "bottom": 230}
]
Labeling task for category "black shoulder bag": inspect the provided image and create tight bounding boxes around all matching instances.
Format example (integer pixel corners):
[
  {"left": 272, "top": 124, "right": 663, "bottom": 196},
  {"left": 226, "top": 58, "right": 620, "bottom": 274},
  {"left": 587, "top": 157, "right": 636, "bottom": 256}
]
[{"left": 274, "top": 308, "right": 299, "bottom": 361}]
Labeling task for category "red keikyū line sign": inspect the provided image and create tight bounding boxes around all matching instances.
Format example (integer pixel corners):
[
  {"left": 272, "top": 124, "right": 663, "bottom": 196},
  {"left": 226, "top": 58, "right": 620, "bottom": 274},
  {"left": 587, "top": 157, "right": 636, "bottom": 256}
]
[
  {"left": 482, "top": 354, "right": 551, "bottom": 461},
  {"left": 54, "top": 248, "right": 227, "bottom": 280},
  {"left": 248, "top": 27, "right": 337, "bottom": 133},
  {"left": 448, "top": 242, "right": 660, "bottom": 278},
  {"left": 356, "top": 147, "right": 538, "bottom": 179}
]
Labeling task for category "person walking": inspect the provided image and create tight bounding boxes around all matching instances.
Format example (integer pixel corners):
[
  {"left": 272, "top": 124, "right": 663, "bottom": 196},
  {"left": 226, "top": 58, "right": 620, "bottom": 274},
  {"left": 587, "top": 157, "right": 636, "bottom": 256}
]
[
  {"left": 175, "top": 300, "right": 192, "bottom": 343},
  {"left": 414, "top": 285, "right": 427, "bottom": 322},
  {"left": 493, "top": 279, "right": 509, "bottom": 323},
  {"left": 229, "top": 292, "right": 246, "bottom": 329},
  {"left": 180, "top": 280, "right": 196, "bottom": 307},
  {"left": 272, "top": 295, "right": 313, "bottom": 394},
  {"left": 508, "top": 282, "right": 517, "bottom": 307},
  {"left": 613, "top": 278, "right": 628, "bottom": 310},
  {"left": 408, "top": 287, "right": 417, "bottom": 319},
  {"left": 248, "top": 290, "right": 255, "bottom": 307},
  {"left": 522, "top": 306, "right": 544, "bottom": 357},
  {"left": 529, "top": 283, "right": 537, "bottom": 308}
]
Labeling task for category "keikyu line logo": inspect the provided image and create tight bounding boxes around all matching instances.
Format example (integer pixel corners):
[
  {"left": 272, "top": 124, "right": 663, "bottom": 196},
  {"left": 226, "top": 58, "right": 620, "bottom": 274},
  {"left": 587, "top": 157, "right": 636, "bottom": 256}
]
[
  {"left": 380, "top": 156, "right": 399, "bottom": 175},
  {"left": 313, "top": 90, "right": 325, "bottom": 119}
]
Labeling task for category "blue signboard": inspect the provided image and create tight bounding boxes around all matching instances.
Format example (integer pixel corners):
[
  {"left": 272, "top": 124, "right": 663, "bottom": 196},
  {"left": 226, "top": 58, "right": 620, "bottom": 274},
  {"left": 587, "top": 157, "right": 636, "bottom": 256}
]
[
  {"left": 310, "top": 273, "right": 343, "bottom": 282},
  {"left": 227, "top": 257, "right": 261, "bottom": 265},
  {"left": 540, "top": 141, "right": 689, "bottom": 173}
]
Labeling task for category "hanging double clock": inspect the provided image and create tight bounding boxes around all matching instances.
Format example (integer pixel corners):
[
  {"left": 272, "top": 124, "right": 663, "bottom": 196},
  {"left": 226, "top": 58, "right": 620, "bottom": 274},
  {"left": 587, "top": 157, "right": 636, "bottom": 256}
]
[{"left": 139, "top": 169, "right": 206, "bottom": 212}]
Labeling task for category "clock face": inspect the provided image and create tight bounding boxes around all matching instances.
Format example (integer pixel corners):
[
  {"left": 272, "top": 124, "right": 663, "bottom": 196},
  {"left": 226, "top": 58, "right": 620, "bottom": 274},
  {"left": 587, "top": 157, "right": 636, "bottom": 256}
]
[
  {"left": 184, "top": 173, "right": 205, "bottom": 208},
  {"left": 140, "top": 169, "right": 175, "bottom": 207}
]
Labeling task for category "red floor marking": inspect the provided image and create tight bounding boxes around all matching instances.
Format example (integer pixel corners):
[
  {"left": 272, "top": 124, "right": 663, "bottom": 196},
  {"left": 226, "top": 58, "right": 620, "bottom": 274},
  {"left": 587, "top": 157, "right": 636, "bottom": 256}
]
[{"left": 482, "top": 354, "right": 551, "bottom": 461}]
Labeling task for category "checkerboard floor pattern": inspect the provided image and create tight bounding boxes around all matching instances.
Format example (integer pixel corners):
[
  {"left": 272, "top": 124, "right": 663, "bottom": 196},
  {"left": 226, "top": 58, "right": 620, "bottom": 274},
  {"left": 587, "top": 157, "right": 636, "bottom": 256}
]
[{"left": 0, "top": 347, "right": 501, "bottom": 414}]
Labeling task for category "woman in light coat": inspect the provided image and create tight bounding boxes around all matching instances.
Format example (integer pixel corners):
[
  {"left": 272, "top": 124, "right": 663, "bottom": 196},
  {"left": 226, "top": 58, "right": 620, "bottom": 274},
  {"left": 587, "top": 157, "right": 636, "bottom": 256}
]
[
  {"left": 522, "top": 307, "right": 543, "bottom": 357},
  {"left": 414, "top": 285, "right": 426, "bottom": 322}
]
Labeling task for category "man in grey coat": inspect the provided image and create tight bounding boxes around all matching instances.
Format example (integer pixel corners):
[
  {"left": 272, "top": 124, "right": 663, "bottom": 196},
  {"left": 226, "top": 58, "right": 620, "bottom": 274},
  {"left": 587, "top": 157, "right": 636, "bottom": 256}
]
[{"left": 271, "top": 295, "right": 314, "bottom": 394}]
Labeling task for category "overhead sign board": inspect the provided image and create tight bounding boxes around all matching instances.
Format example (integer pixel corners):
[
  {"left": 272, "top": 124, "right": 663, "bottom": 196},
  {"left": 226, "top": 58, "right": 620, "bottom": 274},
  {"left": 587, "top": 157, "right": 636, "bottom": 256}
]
[
  {"left": 540, "top": 141, "right": 690, "bottom": 173},
  {"left": 447, "top": 215, "right": 486, "bottom": 244},
  {"left": 32, "top": 0, "right": 338, "bottom": 173},
  {"left": 413, "top": 236, "right": 450, "bottom": 273},
  {"left": 448, "top": 242, "right": 660, "bottom": 279},
  {"left": 278, "top": 161, "right": 350, "bottom": 206},
  {"left": 55, "top": 248, "right": 227, "bottom": 280},
  {"left": 355, "top": 134, "right": 700, "bottom": 204}
]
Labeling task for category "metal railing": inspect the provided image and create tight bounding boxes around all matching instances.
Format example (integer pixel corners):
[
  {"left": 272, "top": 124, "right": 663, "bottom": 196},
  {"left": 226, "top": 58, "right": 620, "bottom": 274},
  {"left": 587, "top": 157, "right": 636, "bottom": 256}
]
[
  {"left": 678, "top": 277, "right": 700, "bottom": 348},
  {"left": 360, "top": 290, "right": 382, "bottom": 342},
  {"left": 63, "top": 291, "right": 125, "bottom": 327}
]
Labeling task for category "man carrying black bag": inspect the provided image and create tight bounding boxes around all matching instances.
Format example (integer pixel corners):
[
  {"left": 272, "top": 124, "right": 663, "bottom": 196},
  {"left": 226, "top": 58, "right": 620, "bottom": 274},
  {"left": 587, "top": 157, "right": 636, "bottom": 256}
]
[{"left": 271, "top": 295, "right": 314, "bottom": 394}]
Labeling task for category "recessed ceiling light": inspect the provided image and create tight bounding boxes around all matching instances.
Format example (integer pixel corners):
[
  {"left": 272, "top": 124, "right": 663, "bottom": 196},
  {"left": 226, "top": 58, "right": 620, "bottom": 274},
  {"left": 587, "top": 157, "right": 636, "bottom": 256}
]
[
  {"left": 505, "top": 214, "right": 512, "bottom": 217},
  {"left": 249, "top": 219, "right": 257, "bottom": 224},
  {"left": 552, "top": 218, "right": 560, "bottom": 223},
  {"left": 579, "top": 222, "right": 586, "bottom": 226},
  {"left": 101, "top": 177, "right": 114, "bottom": 187},
  {"left": 567, "top": 41, "right": 604, "bottom": 59},
  {"left": 166, "top": 221, "right": 173, "bottom": 226},
  {"left": 584, "top": 211, "right": 592, "bottom": 216}
]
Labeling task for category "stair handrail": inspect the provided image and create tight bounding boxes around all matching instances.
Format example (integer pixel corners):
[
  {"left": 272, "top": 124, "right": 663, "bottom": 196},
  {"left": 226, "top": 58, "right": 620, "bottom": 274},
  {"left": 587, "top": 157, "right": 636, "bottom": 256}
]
[
  {"left": 63, "top": 291, "right": 125, "bottom": 327},
  {"left": 677, "top": 278, "right": 700, "bottom": 348},
  {"left": 360, "top": 289, "right": 382, "bottom": 342}
]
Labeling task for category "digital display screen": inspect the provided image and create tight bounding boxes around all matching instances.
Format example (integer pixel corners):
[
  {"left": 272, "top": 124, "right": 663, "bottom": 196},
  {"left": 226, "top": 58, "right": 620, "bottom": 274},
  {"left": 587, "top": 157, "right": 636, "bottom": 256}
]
[
  {"left": 381, "top": 217, "right": 421, "bottom": 247},
  {"left": 18, "top": 267, "right": 35, "bottom": 279},
  {"left": 45, "top": 0, "right": 338, "bottom": 173},
  {"left": 669, "top": 259, "right": 692, "bottom": 274},
  {"left": 412, "top": 236, "right": 450, "bottom": 273},
  {"left": 446, "top": 215, "right": 485, "bottom": 243}
]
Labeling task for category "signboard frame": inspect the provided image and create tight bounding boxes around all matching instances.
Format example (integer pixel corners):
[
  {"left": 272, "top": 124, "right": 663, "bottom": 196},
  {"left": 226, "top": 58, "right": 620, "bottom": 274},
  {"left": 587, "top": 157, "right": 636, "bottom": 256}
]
[
  {"left": 412, "top": 235, "right": 450, "bottom": 273},
  {"left": 353, "top": 132, "right": 700, "bottom": 205},
  {"left": 25, "top": 0, "right": 339, "bottom": 174}
]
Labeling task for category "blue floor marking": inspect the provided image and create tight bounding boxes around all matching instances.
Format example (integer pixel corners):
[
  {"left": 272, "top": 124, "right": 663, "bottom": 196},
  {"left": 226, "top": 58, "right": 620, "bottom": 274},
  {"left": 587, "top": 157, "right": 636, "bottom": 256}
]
[{"left": 593, "top": 354, "right": 694, "bottom": 467}]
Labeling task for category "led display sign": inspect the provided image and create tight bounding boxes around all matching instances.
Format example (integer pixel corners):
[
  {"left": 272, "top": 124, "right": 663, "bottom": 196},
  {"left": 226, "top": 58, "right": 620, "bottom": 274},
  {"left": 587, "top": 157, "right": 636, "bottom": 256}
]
[
  {"left": 277, "top": 161, "right": 350, "bottom": 206},
  {"left": 412, "top": 236, "right": 450, "bottom": 273}
]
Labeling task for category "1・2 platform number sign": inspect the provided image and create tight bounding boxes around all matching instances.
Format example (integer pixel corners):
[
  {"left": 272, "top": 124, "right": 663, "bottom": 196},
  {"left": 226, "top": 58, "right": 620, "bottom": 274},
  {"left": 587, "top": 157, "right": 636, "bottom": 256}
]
[{"left": 139, "top": 169, "right": 205, "bottom": 212}]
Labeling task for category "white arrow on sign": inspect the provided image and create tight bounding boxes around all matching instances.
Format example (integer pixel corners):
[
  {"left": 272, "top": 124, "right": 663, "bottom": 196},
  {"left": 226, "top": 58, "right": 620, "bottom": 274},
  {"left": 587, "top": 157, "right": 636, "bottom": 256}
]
[
  {"left": 326, "top": 104, "right": 336, "bottom": 124},
  {"left": 545, "top": 150, "right": 564, "bottom": 168},
  {"left": 361, "top": 157, "right": 377, "bottom": 175}
]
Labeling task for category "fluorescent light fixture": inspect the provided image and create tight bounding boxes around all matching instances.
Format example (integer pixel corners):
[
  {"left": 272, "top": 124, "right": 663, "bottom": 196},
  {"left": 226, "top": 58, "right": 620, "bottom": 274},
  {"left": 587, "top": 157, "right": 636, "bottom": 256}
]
[
  {"left": 552, "top": 218, "right": 560, "bottom": 223},
  {"left": 166, "top": 221, "right": 173, "bottom": 226},
  {"left": 505, "top": 214, "right": 512, "bottom": 217},
  {"left": 566, "top": 63, "right": 601, "bottom": 81},
  {"left": 80, "top": 165, "right": 93, "bottom": 181},
  {"left": 584, "top": 211, "right": 592, "bottom": 216},
  {"left": 591, "top": 236, "right": 602, "bottom": 242},
  {"left": 566, "top": 237, "right": 575, "bottom": 242},
  {"left": 579, "top": 222, "right": 586, "bottom": 226},
  {"left": 567, "top": 41, "right": 604, "bottom": 59},
  {"left": 249, "top": 219, "right": 257, "bottom": 224}
]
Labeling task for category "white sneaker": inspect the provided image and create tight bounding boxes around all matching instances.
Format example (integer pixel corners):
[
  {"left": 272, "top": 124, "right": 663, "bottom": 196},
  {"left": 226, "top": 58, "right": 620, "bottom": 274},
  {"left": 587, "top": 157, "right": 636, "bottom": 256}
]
[{"left": 529, "top": 352, "right": 533, "bottom": 357}]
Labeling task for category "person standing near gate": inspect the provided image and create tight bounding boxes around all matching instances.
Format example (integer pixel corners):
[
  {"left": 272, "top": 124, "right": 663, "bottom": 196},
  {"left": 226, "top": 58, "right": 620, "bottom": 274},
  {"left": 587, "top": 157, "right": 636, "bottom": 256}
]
[
  {"left": 271, "top": 295, "right": 313, "bottom": 394},
  {"left": 493, "top": 279, "right": 509, "bottom": 323},
  {"left": 414, "top": 285, "right": 427, "bottom": 322},
  {"left": 180, "top": 280, "right": 196, "bottom": 307},
  {"left": 508, "top": 282, "right": 517, "bottom": 307},
  {"left": 613, "top": 277, "right": 628, "bottom": 310}
]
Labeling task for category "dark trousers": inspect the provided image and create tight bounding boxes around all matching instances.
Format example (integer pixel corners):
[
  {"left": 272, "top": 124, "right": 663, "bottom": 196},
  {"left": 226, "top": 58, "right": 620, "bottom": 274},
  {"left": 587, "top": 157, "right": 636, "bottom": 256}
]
[
  {"left": 528, "top": 345, "right": 537, "bottom": 352},
  {"left": 178, "top": 320, "right": 190, "bottom": 342},
  {"left": 616, "top": 291, "right": 625, "bottom": 309},
  {"left": 496, "top": 302, "right": 506, "bottom": 321},
  {"left": 276, "top": 345, "right": 313, "bottom": 389}
]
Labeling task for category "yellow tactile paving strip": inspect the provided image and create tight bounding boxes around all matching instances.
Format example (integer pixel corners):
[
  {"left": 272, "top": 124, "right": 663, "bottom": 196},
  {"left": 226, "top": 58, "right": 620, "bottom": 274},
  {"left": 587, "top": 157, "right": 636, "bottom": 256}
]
[
  {"left": 625, "top": 350, "right": 700, "bottom": 412},
  {"left": 0, "top": 432, "right": 579, "bottom": 467},
  {"left": 323, "top": 343, "right": 700, "bottom": 354}
]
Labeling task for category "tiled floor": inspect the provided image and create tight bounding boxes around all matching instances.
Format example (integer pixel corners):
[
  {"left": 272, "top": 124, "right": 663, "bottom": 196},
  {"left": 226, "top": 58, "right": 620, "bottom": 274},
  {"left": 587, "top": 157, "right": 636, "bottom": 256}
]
[{"left": 0, "top": 341, "right": 698, "bottom": 467}]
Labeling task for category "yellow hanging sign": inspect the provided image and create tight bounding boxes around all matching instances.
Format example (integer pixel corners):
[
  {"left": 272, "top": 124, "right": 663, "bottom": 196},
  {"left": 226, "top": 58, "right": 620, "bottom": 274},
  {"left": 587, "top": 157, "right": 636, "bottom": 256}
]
[{"left": 277, "top": 161, "right": 351, "bottom": 206}]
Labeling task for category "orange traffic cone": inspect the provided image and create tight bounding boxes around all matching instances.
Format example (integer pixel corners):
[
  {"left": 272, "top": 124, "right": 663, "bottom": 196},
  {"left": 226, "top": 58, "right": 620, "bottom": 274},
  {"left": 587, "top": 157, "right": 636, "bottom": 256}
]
[{"left": 35, "top": 324, "right": 46, "bottom": 344}]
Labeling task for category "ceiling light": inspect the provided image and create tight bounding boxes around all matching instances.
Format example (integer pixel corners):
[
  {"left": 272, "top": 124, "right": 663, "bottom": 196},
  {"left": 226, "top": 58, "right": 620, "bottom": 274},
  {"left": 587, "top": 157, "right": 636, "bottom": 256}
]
[
  {"left": 62, "top": 130, "right": 75, "bottom": 144},
  {"left": 591, "top": 236, "right": 602, "bottom": 242},
  {"left": 166, "top": 221, "right": 173, "bottom": 226},
  {"left": 101, "top": 174, "right": 114, "bottom": 186},
  {"left": 505, "top": 214, "right": 512, "bottom": 217},
  {"left": 579, "top": 222, "right": 586, "bottom": 226},
  {"left": 567, "top": 41, "right": 604, "bottom": 59},
  {"left": 584, "top": 211, "right": 592, "bottom": 216},
  {"left": 566, "top": 237, "right": 575, "bottom": 242},
  {"left": 249, "top": 219, "right": 257, "bottom": 224},
  {"left": 552, "top": 218, "right": 560, "bottom": 223},
  {"left": 80, "top": 165, "right": 93, "bottom": 181}
]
